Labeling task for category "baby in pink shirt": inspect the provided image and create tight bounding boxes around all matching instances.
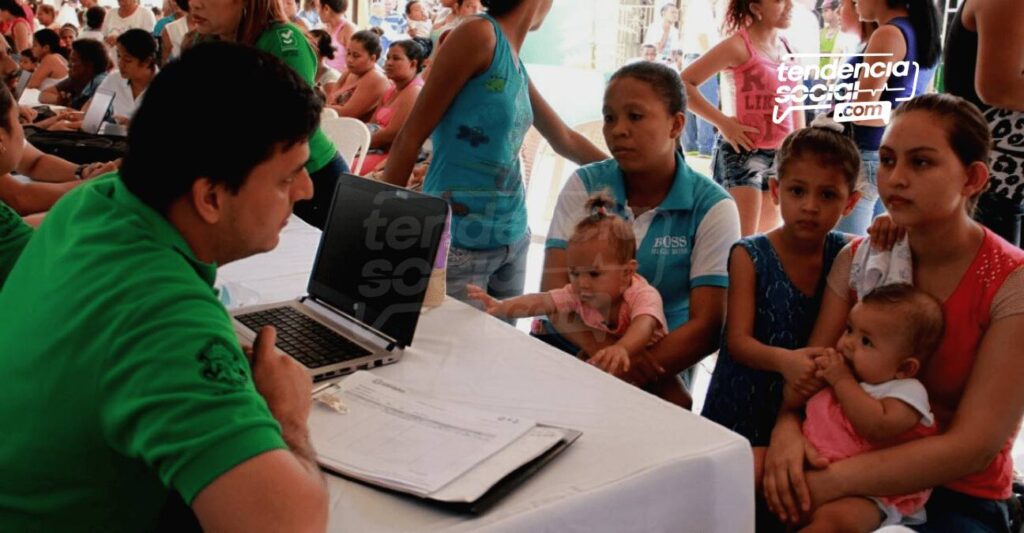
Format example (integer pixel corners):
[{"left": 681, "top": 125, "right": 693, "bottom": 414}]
[
  {"left": 467, "top": 193, "right": 667, "bottom": 375},
  {"left": 792, "top": 284, "right": 944, "bottom": 531}
]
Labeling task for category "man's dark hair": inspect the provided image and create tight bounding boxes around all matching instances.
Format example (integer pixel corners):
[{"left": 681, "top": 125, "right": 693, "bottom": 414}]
[
  {"left": 120, "top": 41, "right": 321, "bottom": 214},
  {"left": 85, "top": 6, "right": 105, "bottom": 29},
  {"left": 71, "top": 38, "right": 112, "bottom": 75}
]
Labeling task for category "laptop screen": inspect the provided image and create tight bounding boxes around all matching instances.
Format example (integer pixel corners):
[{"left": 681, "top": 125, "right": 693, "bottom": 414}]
[
  {"left": 81, "top": 90, "right": 114, "bottom": 134},
  {"left": 308, "top": 174, "right": 448, "bottom": 349}
]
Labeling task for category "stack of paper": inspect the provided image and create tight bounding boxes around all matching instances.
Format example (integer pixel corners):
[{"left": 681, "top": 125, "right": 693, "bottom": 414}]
[{"left": 309, "top": 371, "right": 576, "bottom": 505}]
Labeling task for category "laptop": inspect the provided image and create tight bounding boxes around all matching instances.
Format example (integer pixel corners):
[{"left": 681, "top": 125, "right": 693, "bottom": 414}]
[
  {"left": 231, "top": 174, "right": 449, "bottom": 382},
  {"left": 11, "top": 70, "right": 30, "bottom": 100},
  {"left": 81, "top": 89, "right": 114, "bottom": 134}
]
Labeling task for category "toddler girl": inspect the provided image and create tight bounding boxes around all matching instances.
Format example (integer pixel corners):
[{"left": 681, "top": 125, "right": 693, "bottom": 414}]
[{"left": 469, "top": 193, "right": 670, "bottom": 378}]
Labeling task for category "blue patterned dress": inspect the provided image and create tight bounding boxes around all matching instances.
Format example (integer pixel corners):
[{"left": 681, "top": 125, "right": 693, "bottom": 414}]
[{"left": 701, "top": 232, "right": 847, "bottom": 445}]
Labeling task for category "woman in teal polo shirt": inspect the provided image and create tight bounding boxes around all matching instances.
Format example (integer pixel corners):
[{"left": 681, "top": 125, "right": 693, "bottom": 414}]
[
  {"left": 543, "top": 62, "right": 740, "bottom": 404},
  {"left": 380, "top": 0, "right": 607, "bottom": 303},
  {"left": 190, "top": 0, "right": 347, "bottom": 229}
]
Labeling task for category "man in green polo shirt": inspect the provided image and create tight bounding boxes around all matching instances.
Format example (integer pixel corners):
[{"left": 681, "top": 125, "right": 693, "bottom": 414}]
[
  {"left": 0, "top": 43, "right": 328, "bottom": 531},
  {"left": 0, "top": 200, "right": 30, "bottom": 286}
]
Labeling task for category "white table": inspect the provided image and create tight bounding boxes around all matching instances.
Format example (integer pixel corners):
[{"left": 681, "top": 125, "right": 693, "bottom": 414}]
[{"left": 217, "top": 217, "right": 754, "bottom": 533}]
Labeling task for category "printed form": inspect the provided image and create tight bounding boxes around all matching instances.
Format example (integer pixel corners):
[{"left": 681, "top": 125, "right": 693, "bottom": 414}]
[{"left": 310, "top": 371, "right": 537, "bottom": 496}]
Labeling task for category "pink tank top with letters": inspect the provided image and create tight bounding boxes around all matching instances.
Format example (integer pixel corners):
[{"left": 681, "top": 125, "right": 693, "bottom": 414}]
[
  {"left": 325, "top": 19, "right": 348, "bottom": 73},
  {"left": 727, "top": 27, "right": 798, "bottom": 150}
]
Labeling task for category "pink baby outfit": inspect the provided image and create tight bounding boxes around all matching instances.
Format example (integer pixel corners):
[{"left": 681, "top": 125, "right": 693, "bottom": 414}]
[
  {"left": 803, "top": 379, "right": 938, "bottom": 518},
  {"left": 536, "top": 274, "right": 668, "bottom": 341},
  {"left": 727, "top": 27, "right": 799, "bottom": 149}
]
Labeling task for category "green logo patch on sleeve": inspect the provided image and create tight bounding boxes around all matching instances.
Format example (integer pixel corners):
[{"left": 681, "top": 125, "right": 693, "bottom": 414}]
[
  {"left": 277, "top": 28, "right": 298, "bottom": 53},
  {"left": 196, "top": 338, "right": 249, "bottom": 387}
]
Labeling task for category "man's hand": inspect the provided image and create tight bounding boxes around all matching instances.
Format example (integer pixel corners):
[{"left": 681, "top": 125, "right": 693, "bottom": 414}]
[
  {"left": 81, "top": 160, "right": 119, "bottom": 179},
  {"left": 250, "top": 326, "right": 313, "bottom": 438}
]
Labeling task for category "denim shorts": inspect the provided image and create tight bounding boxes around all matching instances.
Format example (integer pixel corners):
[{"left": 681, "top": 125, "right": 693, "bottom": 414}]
[{"left": 711, "top": 137, "right": 778, "bottom": 192}]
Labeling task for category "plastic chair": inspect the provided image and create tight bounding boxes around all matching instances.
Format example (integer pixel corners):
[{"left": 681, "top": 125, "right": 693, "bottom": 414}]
[
  {"left": 320, "top": 116, "right": 371, "bottom": 175},
  {"left": 321, "top": 107, "right": 339, "bottom": 120}
]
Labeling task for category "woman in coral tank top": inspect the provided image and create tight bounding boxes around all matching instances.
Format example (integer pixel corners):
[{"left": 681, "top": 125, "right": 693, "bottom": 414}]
[{"left": 764, "top": 93, "right": 1024, "bottom": 532}]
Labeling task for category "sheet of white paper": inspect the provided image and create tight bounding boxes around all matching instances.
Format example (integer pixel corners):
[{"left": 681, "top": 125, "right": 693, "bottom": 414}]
[
  {"left": 429, "top": 426, "right": 567, "bottom": 503},
  {"left": 310, "top": 372, "right": 535, "bottom": 496}
]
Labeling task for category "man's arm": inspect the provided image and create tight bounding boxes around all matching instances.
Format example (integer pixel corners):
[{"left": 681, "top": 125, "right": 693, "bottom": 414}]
[{"left": 192, "top": 327, "right": 327, "bottom": 532}]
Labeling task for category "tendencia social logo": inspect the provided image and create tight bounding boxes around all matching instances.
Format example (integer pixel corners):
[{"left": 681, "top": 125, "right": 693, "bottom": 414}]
[{"left": 772, "top": 53, "right": 921, "bottom": 125}]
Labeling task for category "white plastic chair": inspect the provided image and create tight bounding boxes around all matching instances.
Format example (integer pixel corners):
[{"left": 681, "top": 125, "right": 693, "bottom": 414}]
[
  {"left": 320, "top": 116, "right": 371, "bottom": 175},
  {"left": 321, "top": 107, "right": 339, "bottom": 120}
]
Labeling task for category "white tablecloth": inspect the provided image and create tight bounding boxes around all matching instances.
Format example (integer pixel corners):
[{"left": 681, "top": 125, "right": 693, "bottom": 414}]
[{"left": 217, "top": 216, "right": 754, "bottom": 533}]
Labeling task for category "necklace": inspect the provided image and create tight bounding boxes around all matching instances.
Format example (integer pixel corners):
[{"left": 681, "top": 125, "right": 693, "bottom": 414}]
[{"left": 749, "top": 29, "right": 784, "bottom": 63}]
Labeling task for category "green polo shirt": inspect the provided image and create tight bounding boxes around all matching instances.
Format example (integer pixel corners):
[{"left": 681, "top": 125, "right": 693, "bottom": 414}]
[
  {"left": 255, "top": 22, "right": 337, "bottom": 173},
  {"left": 0, "top": 200, "right": 30, "bottom": 287},
  {"left": 0, "top": 174, "right": 286, "bottom": 531}
]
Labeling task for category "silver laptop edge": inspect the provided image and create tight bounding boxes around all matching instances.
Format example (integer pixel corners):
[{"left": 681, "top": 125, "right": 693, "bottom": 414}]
[{"left": 232, "top": 297, "right": 403, "bottom": 382}]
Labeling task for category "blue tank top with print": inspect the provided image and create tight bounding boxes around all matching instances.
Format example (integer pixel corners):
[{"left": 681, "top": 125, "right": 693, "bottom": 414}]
[
  {"left": 848, "top": 17, "right": 936, "bottom": 151},
  {"left": 701, "top": 232, "right": 847, "bottom": 446},
  {"left": 424, "top": 13, "right": 533, "bottom": 250}
]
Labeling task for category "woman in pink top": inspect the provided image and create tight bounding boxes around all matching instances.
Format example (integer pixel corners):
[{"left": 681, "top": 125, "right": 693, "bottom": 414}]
[
  {"left": 359, "top": 38, "right": 429, "bottom": 176},
  {"left": 319, "top": 0, "right": 352, "bottom": 73},
  {"left": 763, "top": 94, "right": 1024, "bottom": 531},
  {"left": 681, "top": 0, "right": 803, "bottom": 237},
  {"left": 0, "top": 0, "right": 33, "bottom": 54}
]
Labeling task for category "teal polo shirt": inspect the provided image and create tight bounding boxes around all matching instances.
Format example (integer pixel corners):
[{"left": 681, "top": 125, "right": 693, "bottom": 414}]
[{"left": 547, "top": 153, "right": 740, "bottom": 329}]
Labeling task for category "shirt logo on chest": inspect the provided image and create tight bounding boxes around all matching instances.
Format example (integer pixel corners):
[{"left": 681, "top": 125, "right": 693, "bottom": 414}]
[{"left": 651, "top": 235, "right": 689, "bottom": 255}]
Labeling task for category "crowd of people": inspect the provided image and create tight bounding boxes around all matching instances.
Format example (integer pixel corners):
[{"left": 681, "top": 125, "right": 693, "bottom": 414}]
[{"left": 0, "top": 0, "right": 1022, "bottom": 531}]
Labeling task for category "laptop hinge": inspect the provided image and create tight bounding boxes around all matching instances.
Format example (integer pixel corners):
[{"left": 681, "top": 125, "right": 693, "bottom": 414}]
[{"left": 299, "top": 296, "right": 401, "bottom": 351}]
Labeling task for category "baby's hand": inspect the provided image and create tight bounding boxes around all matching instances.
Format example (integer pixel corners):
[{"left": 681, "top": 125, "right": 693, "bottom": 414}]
[
  {"left": 589, "top": 345, "right": 630, "bottom": 375},
  {"left": 466, "top": 284, "right": 502, "bottom": 316},
  {"left": 780, "top": 347, "right": 824, "bottom": 399},
  {"left": 867, "top": 213, "right": 905, "bottom": 251},
  {"left": 815, "top": 348, "right": 853, "bottom": 386}
]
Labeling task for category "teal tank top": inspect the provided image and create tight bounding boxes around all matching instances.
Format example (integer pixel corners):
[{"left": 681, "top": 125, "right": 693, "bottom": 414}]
[{"left": 424, "top": 14, "right": 533, "bottom": 250}]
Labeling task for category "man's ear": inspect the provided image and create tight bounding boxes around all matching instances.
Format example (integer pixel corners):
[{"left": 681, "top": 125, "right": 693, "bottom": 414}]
[{"left": 191, "top": 177, "right": 226, "bottom": 224}]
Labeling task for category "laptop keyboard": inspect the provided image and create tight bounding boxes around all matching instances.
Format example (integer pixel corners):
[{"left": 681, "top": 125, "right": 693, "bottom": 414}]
[{"left": 236, "top": 307, "right": 372, "bottom": 368}]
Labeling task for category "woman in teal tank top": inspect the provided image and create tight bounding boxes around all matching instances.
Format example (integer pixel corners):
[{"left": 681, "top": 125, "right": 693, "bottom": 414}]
[
  {"left": 190, "top": 0, "right": 348, "bottom": 230},
  {"left": 381, "top": 0, "right": 608, "bottom": 304}
]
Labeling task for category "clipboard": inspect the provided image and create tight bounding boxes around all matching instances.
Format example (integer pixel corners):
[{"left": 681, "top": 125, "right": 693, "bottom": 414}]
[{"left": 320, "top": 424, "right": 582, "bottom": 514}]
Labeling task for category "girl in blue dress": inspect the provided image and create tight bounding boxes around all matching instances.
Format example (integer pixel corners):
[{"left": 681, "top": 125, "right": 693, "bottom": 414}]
[{"left": 702, "top": 118, "right": 861, "bottom": 451}]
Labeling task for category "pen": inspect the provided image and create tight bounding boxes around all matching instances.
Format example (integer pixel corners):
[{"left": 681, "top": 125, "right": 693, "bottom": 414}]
[{"left": 312, "top": 382, "right": 335, "bottom": 397}]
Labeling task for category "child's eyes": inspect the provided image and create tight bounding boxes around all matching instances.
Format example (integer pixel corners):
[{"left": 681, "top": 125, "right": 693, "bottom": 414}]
[
  {"left": 603, "top": 114, "right": 614, "bottom": 124},
  {"left": 860, "top": 336, "right": 872, "bottom": 347},
  {"left": 628, "top": 113, "right": 643, "bottom": 121},
  {"left": 821, "top": 191, "right": 837, "bottom": 200},
  {"left": 788, "top": 187, "right": 804, "bottom": 196}
]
